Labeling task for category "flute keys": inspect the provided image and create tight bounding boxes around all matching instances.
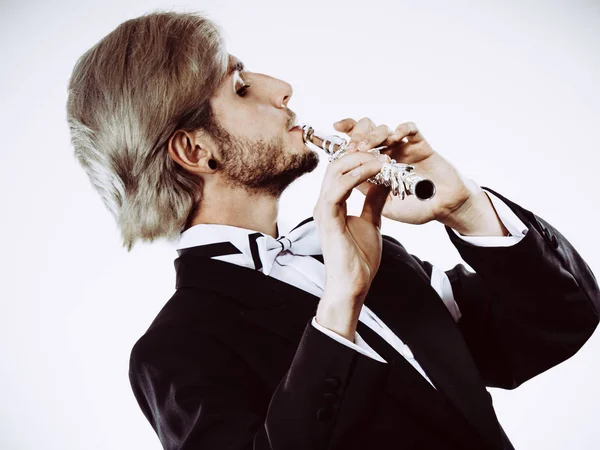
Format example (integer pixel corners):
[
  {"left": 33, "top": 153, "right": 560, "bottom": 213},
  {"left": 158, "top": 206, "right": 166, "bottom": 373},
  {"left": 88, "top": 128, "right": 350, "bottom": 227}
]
[
  {"left": 390, "top": 169, "right": 400, "bottom": 196},
  {"left": 301, "top": 123, "right": 435, "bottom": 200}
]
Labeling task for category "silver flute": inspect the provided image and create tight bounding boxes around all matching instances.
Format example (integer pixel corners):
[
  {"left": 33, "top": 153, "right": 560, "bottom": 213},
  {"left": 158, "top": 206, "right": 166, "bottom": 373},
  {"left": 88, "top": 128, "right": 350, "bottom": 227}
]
[{"left": 300, "top": 124, "right": 436, "bottom": 200}]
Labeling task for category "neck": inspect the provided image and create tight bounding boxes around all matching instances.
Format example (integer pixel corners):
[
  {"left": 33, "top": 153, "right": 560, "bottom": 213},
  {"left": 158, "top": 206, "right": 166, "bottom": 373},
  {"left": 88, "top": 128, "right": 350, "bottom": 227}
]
[{"left": 187, "top": 182, "right": 280, "bottom": 238}]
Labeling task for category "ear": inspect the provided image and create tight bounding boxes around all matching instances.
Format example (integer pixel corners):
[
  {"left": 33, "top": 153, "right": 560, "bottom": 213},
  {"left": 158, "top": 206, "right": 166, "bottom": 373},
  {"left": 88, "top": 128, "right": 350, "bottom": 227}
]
[{"left": 167, "top": 129, "right": 217, "bottom": 174}]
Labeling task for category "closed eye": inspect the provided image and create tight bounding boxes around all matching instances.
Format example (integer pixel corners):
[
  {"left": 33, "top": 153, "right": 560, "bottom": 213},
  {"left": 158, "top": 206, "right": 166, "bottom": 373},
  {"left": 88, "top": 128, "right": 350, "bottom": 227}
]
[
  {"left": 234, "top": 70, "right": 251, "bottom": 97},
  {"left": 236, "top": 83, "right": 251, "bottom": 97}
]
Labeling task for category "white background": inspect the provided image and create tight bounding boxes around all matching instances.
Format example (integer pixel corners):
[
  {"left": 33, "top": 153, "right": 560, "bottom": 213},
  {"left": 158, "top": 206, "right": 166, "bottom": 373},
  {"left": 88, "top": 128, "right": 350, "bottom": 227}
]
[{"left": 1, "top": 0, "right": 599, "bottom": 448}]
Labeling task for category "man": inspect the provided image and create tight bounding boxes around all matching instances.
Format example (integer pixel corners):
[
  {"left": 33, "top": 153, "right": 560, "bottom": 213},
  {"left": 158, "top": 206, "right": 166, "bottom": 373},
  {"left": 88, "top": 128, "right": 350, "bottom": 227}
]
[{"left": 66, "top": 10, "right": 600, "bottom": 450}]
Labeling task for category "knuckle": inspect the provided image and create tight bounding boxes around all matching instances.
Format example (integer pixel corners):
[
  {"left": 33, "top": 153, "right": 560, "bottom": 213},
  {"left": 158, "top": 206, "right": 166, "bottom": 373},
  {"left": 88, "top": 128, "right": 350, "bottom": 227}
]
[
  {"left": 353, "top": 135, "right": 366, "bottom": 145},
  {"left": 396, "top": 122, "right": 409, "bottom": 131},
  {"left": 336, "top": 118, "right": 354, "bottom": 129},
  {"left": 365, "top": 135, "right": 376, "bottom": 144},
  {"left": 381, "top": 124, "right": 393, "bottom": 135}
]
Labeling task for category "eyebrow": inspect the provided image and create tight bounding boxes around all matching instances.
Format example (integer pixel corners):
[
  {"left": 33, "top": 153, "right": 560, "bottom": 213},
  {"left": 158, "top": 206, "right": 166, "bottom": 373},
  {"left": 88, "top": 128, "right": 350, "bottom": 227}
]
[{"left": 227, "top": 58, "right": 245, "bottom": 77}]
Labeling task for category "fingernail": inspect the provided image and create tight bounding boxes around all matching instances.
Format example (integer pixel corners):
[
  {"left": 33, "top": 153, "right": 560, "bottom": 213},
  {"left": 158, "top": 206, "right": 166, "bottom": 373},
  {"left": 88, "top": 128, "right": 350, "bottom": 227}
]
[
  {"left": 347, "top": 142, "right": 357, "bottom": 151},
  {"left": 358, "top": 141, "right": 369, "bottom": 151}
]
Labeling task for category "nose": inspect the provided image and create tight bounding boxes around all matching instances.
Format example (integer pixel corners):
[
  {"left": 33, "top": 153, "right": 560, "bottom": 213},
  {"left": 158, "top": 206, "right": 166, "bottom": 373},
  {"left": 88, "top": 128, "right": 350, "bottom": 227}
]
[
  {"left": 253, "top": 72, "right": 294, "bottom": 109},
  {"left": 273, "top": 79, "right": 293, "bottom": 109},
  {"left": 280, "top": 87, "right": 292, "bottom": 108}
]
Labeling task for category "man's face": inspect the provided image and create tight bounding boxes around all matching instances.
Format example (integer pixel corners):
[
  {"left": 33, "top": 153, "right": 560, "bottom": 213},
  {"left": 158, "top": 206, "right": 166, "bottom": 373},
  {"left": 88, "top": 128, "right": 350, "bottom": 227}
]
[{"left": 206, "top": 54, "right": 320, "bottom": 197}]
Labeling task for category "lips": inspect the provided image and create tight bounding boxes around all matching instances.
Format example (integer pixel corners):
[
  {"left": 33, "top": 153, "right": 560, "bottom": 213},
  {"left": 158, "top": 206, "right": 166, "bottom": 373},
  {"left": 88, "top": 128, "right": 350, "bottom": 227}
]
[{"left": 289, "top": 125, "right": 302, "bottom": 132}]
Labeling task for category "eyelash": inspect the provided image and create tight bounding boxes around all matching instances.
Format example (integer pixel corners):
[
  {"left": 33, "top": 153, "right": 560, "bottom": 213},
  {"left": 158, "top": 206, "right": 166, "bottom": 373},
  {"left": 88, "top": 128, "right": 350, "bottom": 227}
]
[{"left": 236, "top": 83, "right": 251, "bottom": 97}]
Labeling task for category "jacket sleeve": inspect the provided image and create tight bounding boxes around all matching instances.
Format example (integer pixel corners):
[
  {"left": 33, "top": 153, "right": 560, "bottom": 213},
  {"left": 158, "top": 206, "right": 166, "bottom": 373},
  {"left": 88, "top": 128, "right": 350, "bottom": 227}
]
[
  {"left": 404, "top": 186, "right": 600, "bottom": 389},
  {"left": 128, "top": 318, "right": 390, "bottom": 450}
]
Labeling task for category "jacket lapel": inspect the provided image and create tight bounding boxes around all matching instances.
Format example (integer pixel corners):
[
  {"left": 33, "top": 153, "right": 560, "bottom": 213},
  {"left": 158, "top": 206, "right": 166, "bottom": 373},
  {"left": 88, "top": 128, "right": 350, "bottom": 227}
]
[{"left": 365, "top": 240, "right": 504, "bottom": 450}]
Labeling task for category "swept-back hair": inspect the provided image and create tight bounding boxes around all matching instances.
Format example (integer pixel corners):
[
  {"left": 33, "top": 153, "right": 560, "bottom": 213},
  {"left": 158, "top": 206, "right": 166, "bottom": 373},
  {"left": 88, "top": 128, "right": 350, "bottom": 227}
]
[{"left": 66, "top": 10, "right": 229, "bottom": 251}]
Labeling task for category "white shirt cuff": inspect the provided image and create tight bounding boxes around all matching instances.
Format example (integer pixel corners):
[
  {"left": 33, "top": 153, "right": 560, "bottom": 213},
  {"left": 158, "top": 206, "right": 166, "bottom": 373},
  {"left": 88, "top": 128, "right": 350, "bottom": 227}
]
[
  {"left": 430, "top": 265, "right": 462, "bottom": 323},
  {"left": 451, "top": 187, "right": 529, "bottom": 247},
  {"left": 311, "top": 317, "right": 387, "bottom": 363}
]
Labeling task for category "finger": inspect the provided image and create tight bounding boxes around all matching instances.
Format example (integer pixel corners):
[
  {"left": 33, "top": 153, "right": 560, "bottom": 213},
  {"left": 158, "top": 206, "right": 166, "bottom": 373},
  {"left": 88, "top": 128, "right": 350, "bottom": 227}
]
[
  {"left": 389, "top": 121, "right": 423, "bottom": 144},
  {"left": 324, "top": 158, "right": 385, "bottom": 208},
  {"left": 319, "top": 152, "right": 378, "bottom": 203},
  {"left": 360, "top": 182, "right": 391, "bottom": 229},
  {"left": 357, "top": 124, "right": 394, "bottom": 152},
  {"left": 340, "top": 117, "right": 377, "bottom": 154},
  {"left": 323, "top": 151, "right": 380, "bottom": 184},
  {"left": 333, "top": 118, "right": 357, "bottom": 133}
]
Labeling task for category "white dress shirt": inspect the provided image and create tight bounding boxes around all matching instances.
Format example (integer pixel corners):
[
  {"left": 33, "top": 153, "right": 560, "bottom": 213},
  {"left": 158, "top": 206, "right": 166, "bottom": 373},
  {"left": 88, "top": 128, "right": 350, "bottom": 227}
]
[{"left": 176, "top": 187, "right": 529, "bottom": 389}]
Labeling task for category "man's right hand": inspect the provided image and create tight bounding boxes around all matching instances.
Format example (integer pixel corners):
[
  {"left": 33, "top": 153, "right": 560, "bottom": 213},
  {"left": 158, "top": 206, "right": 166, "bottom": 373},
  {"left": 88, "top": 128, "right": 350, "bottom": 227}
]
[{"left": 313, "top": 150, "right": 391, "bottom": 341}]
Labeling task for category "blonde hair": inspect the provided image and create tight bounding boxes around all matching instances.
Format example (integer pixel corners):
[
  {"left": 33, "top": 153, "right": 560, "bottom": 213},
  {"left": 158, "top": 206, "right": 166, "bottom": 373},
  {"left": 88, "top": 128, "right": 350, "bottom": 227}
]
[{"left": 66, "top": 10, "right": 229, "bottom": 251}]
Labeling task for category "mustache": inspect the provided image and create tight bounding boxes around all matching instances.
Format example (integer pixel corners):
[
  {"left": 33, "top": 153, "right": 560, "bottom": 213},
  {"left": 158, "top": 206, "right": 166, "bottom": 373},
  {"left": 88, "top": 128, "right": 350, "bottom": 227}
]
[{"left": 286, "top": 111, "right": 297, "bottom": 130}]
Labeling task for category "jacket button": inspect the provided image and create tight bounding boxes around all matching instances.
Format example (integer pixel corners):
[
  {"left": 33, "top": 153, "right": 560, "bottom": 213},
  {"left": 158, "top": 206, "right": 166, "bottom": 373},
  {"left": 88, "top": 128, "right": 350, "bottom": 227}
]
[
  {"left": 317, "top": 407, "right": 333, "bottom": 420},
  {"left": 324, "top": 377, "right": 341, "bottom": 391},
  {"left": 323, "top": 392, "right": 338, "bottom": 403},
  {"left": 542, "top": 227, "right": 559, "bottom": 249}
]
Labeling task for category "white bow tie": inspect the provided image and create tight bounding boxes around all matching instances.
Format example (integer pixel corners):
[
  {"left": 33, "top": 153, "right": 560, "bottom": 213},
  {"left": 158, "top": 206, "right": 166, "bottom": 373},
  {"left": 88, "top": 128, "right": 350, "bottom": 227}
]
[{"left": 255, "top": 218, "right": 322, "bottom": 277}]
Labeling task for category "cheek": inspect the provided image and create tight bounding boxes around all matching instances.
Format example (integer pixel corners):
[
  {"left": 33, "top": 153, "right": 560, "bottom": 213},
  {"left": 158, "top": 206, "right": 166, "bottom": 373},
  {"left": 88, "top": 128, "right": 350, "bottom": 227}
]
[
  {"left": 254, "top": 105, "right": 284, "bottom": 132},
  {"left": 223, "top": 108, "right": 256, "bottom": 135},
  {"left": 225, "top": 103, "right": 280, "bottom": 140},
  {"left": 256, "top": 104, "right": 270, "bottom": 114},
  {"left": 243, "top": 106, "right": 277, "bottom": 137}
]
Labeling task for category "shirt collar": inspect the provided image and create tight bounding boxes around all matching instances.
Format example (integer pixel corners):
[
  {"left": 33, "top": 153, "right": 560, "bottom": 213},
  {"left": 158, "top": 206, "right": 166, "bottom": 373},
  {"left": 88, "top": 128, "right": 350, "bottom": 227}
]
[{"left": 175, "top": 221, "right": 283, "bottom": 263}]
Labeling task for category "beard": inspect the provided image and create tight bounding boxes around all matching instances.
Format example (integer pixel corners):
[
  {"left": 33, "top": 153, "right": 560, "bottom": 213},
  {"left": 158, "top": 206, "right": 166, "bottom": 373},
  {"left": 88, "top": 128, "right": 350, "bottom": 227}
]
[{"left": 210, "top": 124, "right": 320, "bottom": 198}]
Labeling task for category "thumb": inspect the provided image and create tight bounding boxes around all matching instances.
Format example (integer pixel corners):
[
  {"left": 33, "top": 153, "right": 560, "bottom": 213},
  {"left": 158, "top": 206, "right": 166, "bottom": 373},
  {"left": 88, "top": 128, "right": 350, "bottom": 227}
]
[{"left": 360, "top": 182, "right": 391, "bottom": 229}]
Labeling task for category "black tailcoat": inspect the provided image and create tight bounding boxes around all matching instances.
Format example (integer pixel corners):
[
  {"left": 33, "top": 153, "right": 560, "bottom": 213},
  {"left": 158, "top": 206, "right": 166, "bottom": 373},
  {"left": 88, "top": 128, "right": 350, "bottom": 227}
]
[{"left": 129, "top": 187, "right": 600, "bottom": 449}]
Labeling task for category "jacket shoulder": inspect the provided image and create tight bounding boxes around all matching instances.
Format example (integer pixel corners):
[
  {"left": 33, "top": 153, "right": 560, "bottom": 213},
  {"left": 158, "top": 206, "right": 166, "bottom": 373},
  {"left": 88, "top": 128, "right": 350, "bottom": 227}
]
[{"left": 129, "top": 287, "right": 240, "bottom": 361}]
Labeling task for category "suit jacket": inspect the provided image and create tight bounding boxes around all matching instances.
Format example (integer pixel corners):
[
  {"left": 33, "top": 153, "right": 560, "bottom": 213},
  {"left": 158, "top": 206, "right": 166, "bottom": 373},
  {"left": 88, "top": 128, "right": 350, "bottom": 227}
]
[{"left": 128, "top": 187, "right": 600, "bottom": 449}]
